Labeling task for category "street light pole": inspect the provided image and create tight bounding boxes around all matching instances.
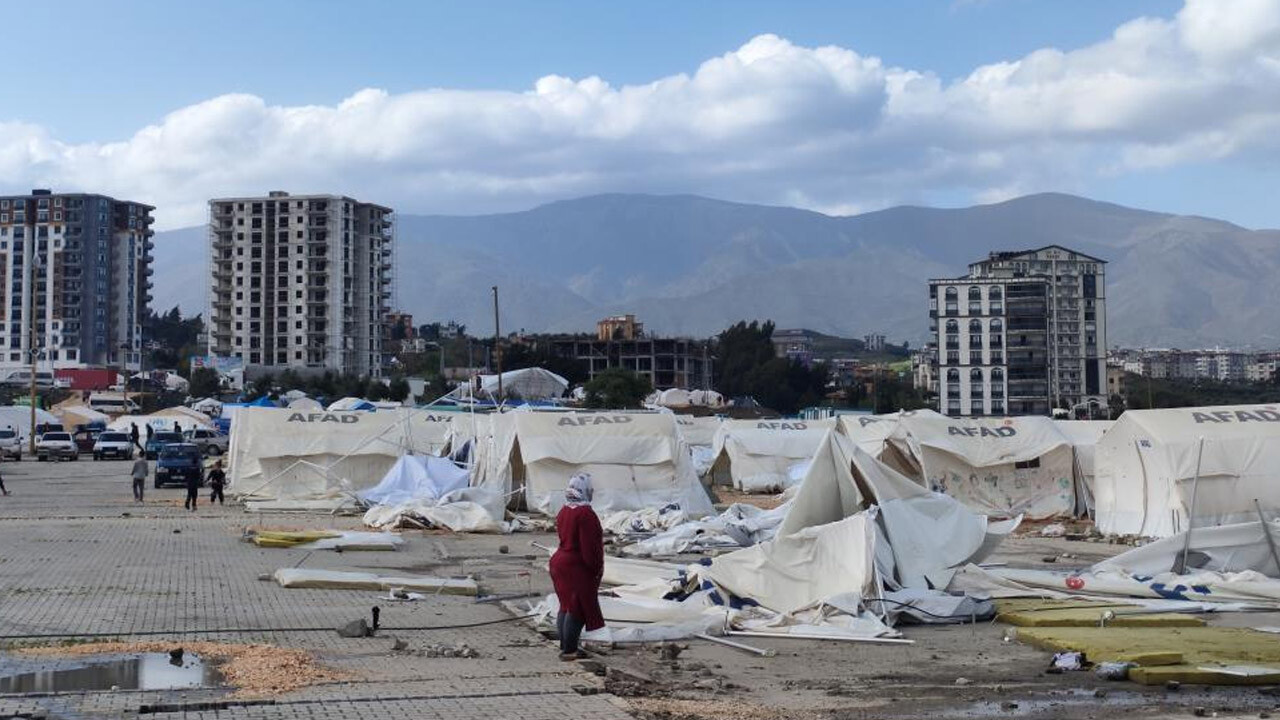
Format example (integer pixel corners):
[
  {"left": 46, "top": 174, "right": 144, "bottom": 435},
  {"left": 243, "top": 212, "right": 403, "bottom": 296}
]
[{"left": 27, "top": 248, "right": 40, "bottom": 454}]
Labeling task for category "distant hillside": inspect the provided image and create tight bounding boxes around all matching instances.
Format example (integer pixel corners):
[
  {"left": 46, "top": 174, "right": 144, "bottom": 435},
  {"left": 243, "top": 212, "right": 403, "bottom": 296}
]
[{"left": 151, "top": 192, "right": 1280, "bottom": 347}]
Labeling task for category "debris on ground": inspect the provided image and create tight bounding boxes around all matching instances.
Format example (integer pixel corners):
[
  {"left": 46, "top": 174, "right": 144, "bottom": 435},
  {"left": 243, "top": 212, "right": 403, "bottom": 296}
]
[
  {"left": 414, "top": 642, "right": 480, "bottom": 658},
  {"left": 16, "top": 641, "right": 347, "bottom": 697}
]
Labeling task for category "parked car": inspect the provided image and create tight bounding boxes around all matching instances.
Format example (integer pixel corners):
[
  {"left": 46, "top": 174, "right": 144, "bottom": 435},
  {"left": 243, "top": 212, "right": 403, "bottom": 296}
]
[
  {"left": 93, "top": 431, "right": 134, "bottom": 461},
  {"left": 35, "top": 432, "right": 79, "bottom": 461},
  {"left": 145, "top": 430, "right": 184, "bottom": 460},
  {"left": 0, "top": 428, "right": 21, "bottom": 460},
  {"left": 155, "top": 443, "right": 203, "bottom": 488},
  {"left": 35, "top": 422, "right": 65, "bottom": 439},
  {"left": 183, "top": 427, "right": 228, "bottom": 456},
  {"left": 73, "top": 428, "right": 101, "bottom": 454}
]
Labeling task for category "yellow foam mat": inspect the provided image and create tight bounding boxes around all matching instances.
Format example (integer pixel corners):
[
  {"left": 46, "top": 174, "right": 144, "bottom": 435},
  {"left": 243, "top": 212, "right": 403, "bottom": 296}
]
[
  {"left": 995, "top": 599, "right": 1205, "bottom": 628},
  {"left": 1018, "top": 626, "right": 1280, "bottom": 685},
  {"left": 251, "top": 530, "right": 341, "bottom": 548}
]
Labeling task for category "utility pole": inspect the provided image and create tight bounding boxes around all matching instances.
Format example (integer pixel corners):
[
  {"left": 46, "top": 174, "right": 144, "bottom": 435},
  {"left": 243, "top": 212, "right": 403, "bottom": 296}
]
[
  {"left": 27, "top": 248, "right": 40, "bottom": 454},
  {"left": 492, "top": 286, "right": 502, "bottom": 400}
]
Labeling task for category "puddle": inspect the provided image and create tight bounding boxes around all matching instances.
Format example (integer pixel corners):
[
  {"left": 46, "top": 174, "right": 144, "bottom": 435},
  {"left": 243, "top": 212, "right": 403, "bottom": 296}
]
[{"left": 0, "top": 653, "right": 222, "bottom": 694}]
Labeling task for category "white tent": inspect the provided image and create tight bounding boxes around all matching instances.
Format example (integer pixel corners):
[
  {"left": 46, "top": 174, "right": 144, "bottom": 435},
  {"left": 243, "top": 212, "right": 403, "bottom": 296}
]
[
  {"left": 228, "top": 407, "right": 463, "bottom": 500},
  {"left": 109, "top": 413, "right": 205, "bottom": 434},
  {"left": 447, "top": 367, "right": 569, "bottom": 403},
  {"left": 647, "top": 388, "right": 693, "bottom": 408},
  {"left": 0, "top": 406, "right": 59, "bottom": 442},
  {"left": 1094, "top": 405, "right": 1280, "bottom": 538},
  {"left": 480, "top": 411, "right": 713, "bottom": 517},
  {"left": 287, "top": 397, "right": 323, "bottom": 411},
  {"left": 837, "top": 409, "right": 946, "bottom": 458},
  {"left": 1054, "top": 419, "right": 1113, "bottom": 517},
  {"left": 151, "top": 405, "right": 215, "bottom": 428},
  {"left": 191, "top": 398, "right": 222, "bottom": 416},
  {"left": 883, "top": 414, "right": 1074, "bottom": 519},
  {"left": 327, "top": 397, "right": 376, "bottom": 412},
  {"left": 688, "top": 390, "right": 725, "bottom": 408},
  {"left": 710, "top": 418, "right": 837, "bottom": 492}
]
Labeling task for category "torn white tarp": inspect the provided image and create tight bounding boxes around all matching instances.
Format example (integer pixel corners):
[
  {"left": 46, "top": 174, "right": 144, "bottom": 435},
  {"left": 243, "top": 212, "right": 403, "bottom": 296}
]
[
  {"left": 620, "top": 502, "right": 791, "bottom": 557},
  {"left": 357, "top": 455, "right": 470, "bottom": 506},
  {"left": 362, "top": 486, "right": 508, "bottom": 533},
  {"left": 1097, "top": 519, "right": 1280, "bottom": 577}
]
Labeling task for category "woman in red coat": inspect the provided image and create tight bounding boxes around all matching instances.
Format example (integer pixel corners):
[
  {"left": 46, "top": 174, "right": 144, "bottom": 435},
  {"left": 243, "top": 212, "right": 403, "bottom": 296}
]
[{"left": 549, "top": 473, "right": 605, "bottom": 660}]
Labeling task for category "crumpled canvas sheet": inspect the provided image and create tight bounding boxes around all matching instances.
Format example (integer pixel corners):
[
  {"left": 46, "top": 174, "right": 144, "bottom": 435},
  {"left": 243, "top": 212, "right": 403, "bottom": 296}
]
[
  {"left": 619, "top": 502, "right": 791, "bottom": 557},
  {"left": 362, "top": 485, "right": 509, "bottom": 533},
  {"left": 730, "top": 593, "right": 900, "bottom": 640},
  {"left": 273, "top": 568, "right": 478, "bottom": 595},
  {"left": 356, "top": 455, "right": 470, "bottom": 506},
  {"left": 599, "top": 505, "right": 691, "bottom": 536},
  {"left": 252, "top": 530, "right": 403, "bottom": 551}
]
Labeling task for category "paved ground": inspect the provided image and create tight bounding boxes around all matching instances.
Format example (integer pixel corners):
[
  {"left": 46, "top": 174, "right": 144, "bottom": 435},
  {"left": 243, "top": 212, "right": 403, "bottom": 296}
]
[{"left": 2, "top": 459, "right": 1280, "bottom": 719}]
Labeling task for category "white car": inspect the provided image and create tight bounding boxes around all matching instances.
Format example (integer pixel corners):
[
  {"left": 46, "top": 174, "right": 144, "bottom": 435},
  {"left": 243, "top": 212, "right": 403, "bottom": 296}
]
[
  {"left": 35, "top": 432, "right": 79, "bottom": 461},
  {"left": 183, "top": 427, "right": 228, "bottom": 456},
  {"left": 0, "top": 428, "right": 21, "bottom": 460},
  {"left": 93, "top": 431, "right": 135, "bottom": 461}
]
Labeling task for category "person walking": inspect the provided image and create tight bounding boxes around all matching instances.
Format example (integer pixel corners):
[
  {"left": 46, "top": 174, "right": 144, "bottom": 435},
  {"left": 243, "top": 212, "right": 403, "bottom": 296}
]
[
  {"left": 207, "top": 460, "right": 226, "bottom": 505},
  {"left": 131, "top": 423, "right": 141, "bottom": 453},
  {"left": 548, "top": 473, "right": 604, "bottom": 661},
  {"left": 0, "top": 467, "right": 9, "bottom": 496},
  {"left": 130, "top": 455, "right": 148, "bottom": 502},
  {"left": 146, "top": 424, "right": 153, "bottom": 443},
  {"left": 183, "top": 464, "right": 200, "bottom": 512}
]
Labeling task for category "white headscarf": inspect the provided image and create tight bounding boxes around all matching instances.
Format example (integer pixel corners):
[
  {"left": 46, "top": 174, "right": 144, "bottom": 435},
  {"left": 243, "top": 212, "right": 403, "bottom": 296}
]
[{"left": 565, "top": 472, "right": 594, "bottom": 507}]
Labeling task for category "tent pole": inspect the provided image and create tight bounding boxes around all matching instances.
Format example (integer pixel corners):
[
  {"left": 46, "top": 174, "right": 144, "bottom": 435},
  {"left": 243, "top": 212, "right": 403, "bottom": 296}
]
[
  {"left": 1175, "top": 436, "right": 1205, "bottom": 575},
  {"left": 1254, "top": 499, "right": 1280, "bottom": 576}
]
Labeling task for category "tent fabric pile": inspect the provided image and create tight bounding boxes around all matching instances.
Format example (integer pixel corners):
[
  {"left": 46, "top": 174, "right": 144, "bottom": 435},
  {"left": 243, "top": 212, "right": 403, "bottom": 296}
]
[{"left": 357, "top": 454, "right": 509, "bottom": 533}]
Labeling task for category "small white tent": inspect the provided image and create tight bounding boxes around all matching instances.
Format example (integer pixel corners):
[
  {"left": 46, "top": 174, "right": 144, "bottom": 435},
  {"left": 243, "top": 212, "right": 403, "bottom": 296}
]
[
  {"left": 710, "top": 418, "right": 837, "bottom": 492},
  {"left": 481, "top": 411, "right": 713, "bottom": 517},
  {"left": 1094, "top": 405, "right": 1280, "bottom": 538},
  {"left": 448, "top": 368, "right": 569, "bottom": 404},
  {"left": 883, "top": 414, "right": 1074, "bottom": 519},
  {"left": 0, "top": 406, "right": 59, "bottom": 442},
  {"left": 228, "top": 407, "right": 461, "bottom": 500},
  {"left": 1054, "top": 419, "right": 1113, "bottom": 517}
]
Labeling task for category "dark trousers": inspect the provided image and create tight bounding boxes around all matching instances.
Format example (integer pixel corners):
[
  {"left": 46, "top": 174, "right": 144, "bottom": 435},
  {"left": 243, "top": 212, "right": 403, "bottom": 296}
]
[
  {"left": 0, "top": 473, "right": 7, "bottom": 495},
  {"left": 556, "top": 611, "right": 585, "bottom": 655},
  {"left": 132, "top": 478, "right": 144, "bottom": 502},
  {"left": 184, "top": 487, "right": 198, "bottom": 510},
  {"left": 210, "top": 485, "right": 224, "bottom": 504}
]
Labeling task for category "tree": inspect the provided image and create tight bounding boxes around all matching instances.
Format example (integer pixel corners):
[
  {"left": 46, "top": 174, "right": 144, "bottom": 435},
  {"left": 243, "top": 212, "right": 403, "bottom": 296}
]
[
  {"left": 583, "top": 368, "right": 652, "bottom": 409},
  {"left": 364, "top": 378, "right": 388, "bottom": 402},
  {"left": 189, "top": 367, "right": 221, "bottom": 398},
  {"left": 712, "top": 320, "right": 830, "bottom": 415},
  {"left": 387, "top": 376, "right": 411, "bottom": 403}
]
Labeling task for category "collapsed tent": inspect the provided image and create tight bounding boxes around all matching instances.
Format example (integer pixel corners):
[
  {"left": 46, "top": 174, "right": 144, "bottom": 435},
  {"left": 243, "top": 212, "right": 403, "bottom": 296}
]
[
  {"left": 837, "top": 409, "right": 946, "bottom": 458},
  {"left": 228, "top": 407, "right": 464, "bottom": 501},
  {"left": 1054, "top": 420, "right": 1113, "bottom": 518},
  {"left": 710, "top": 419, "right": 836, "bottom": 492},
  {"left": 1094, "top": 405, "right": 1280, "bottom": 538},
  {"left": 882, "top": 414, "right": 1074, "bottom": 519},
  {"left": 447, "top": 367, "right": 569, "bottom": 404},
  {"left": 674, "top": 415, "right": 722, "bottom": 477},
  {"left": 51, "top": 403, "right": 110, "bottom": 429},
  {"left": 480, "top": 411, "right": 713, "bottom": 517}
]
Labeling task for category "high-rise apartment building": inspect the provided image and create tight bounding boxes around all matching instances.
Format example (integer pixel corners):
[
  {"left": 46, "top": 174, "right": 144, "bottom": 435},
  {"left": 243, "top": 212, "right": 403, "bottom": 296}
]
[
  {"left": 0, "top": 189, "right": 154, "bottom": 373},
  {"left": 208, "top": 192, "right": 393, "bottom": 377},
  {"left": 928, "top": 245, "right": 1107, "bottom": 418}
]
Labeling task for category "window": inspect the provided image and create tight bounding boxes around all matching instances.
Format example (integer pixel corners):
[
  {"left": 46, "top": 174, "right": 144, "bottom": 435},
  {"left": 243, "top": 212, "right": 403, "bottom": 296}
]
[
  {"left": 946, "top": 369, "right": 960, "bottom": 383},
  {"left": 1014, "top": 457, "right": 1041, "bottom": 470},
  {"left": 945, "top": 319, "right": 959, "bottom": 334}
]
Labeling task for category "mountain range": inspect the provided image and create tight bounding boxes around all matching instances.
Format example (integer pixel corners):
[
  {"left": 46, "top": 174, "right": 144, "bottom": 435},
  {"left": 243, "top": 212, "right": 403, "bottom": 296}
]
[{"left": 151, "top": 192, "right": 1280, "bottom": 348}]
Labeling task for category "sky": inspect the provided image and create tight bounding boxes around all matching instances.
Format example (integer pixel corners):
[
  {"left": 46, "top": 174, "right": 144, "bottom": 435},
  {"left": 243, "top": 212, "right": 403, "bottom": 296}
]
[{"left": 2, "top": 0, "right": 1278, "bottom": 230}]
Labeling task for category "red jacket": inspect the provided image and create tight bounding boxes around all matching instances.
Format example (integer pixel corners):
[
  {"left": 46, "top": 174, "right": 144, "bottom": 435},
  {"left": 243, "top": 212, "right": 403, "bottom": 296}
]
[{"left": 549, "top": 504, "right": 605, "bottom": 631}]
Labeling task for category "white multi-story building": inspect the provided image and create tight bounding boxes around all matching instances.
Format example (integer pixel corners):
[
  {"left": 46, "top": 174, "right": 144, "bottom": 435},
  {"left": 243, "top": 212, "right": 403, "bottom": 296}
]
[
  {"left": 0, "top": 189, "right": 154, "bottom": 374},
  {"left": 929, "top": 245, "right": 1107, "bottom": 417},
  {"left": 207, "top": 192, "right": 393, "bottom": 377}
]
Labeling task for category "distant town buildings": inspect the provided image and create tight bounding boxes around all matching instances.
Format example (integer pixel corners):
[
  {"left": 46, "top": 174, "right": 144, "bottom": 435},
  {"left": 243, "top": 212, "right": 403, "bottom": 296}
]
[
  {"left": 863, "top": 333, "right": 886, "bottom": 352},
  {"left": 597, "top": 314, "right": 643, "bottom": 341},
  {"left": 771, "top": 328, "right": 815, "bottom": 366},
  {"left": 0, "top": 189, "right": 154, "bottom": 373},
  {"left": 551, "top": 315, "right": 712, "bottom": 390},
  {"left": 207, "top": 192, "right": 393, "bottom": 377},
  {"left": 929, "top": 245, "right": 1107, "bottom": 418},
  {"left": 1110, "top": 347, "right": 1279, "bottom": 384}
]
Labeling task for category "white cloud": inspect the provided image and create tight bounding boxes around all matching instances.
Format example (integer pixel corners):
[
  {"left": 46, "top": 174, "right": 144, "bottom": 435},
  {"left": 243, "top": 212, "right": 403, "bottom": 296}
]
[{"left": 1, "top": 0, "right": 1278, "bottom": 228}]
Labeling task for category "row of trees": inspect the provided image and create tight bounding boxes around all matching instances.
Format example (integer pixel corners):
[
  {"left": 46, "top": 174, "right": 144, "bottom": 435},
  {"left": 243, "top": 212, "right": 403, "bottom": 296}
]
[{"left": 714, "top": 321, "right": 829, "bottom": 415}]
